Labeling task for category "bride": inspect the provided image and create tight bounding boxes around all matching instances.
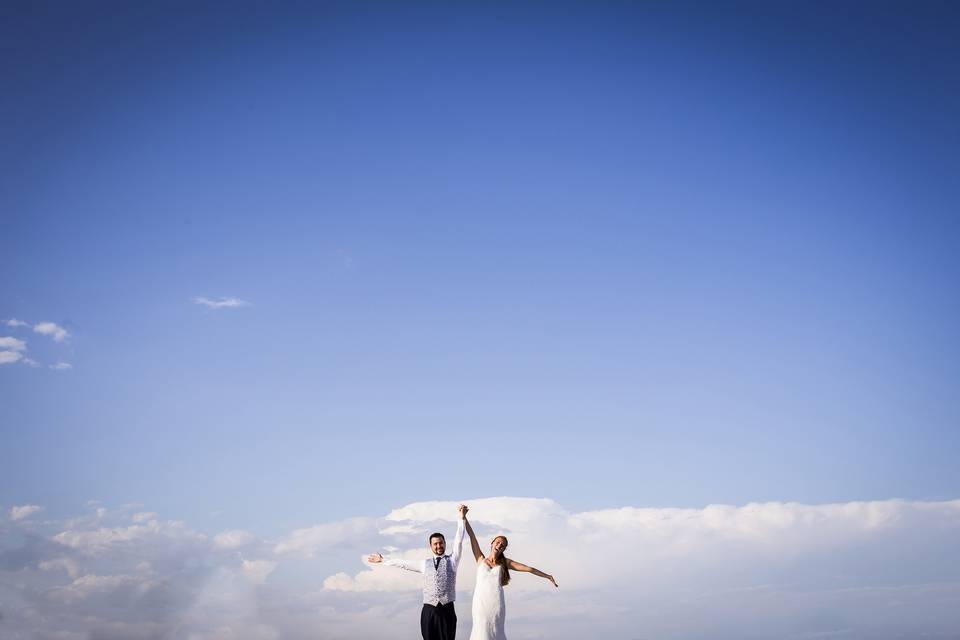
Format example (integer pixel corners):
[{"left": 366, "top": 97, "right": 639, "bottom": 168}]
[{"left": 460, "top": 505, "right": 558, "bottom": 640}]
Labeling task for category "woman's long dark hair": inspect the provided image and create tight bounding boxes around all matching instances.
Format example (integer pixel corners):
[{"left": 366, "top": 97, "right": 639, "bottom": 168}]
[{"left": 491, "top": 536, "right": 510, "bottom": 586}]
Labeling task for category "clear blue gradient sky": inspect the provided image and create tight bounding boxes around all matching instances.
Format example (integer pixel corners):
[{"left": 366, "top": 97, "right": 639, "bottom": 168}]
[{"left": 2, "top": 1, "right": 959, "bottom": 537}]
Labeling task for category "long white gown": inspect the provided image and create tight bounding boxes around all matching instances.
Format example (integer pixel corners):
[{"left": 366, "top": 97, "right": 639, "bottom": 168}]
[{"left": 469, "top": 558, "right": 507, "bottom": 640}]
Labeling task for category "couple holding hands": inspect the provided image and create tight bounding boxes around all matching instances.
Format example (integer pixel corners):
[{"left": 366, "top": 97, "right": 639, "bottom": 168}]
[{"left": 367, "top": 504, "right": 558, "bottom": 640}]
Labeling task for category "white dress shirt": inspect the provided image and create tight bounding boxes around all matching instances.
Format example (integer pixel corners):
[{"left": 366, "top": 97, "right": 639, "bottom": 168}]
[{"left": 383, "top": 518, "right": 465, "bottom": 605}]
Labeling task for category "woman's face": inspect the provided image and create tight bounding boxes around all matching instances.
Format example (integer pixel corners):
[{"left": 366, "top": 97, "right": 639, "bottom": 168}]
[{"left": 491, "top": 536, "right": 508, "bottom": 556}]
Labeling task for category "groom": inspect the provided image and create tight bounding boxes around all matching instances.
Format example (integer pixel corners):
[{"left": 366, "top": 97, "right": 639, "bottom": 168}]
[{"left": 367, "top": 504, "right": 467, "bottom": 640}]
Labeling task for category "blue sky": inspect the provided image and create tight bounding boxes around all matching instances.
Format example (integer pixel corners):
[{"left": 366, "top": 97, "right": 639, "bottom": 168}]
[
  {"left": 3, "top": 0, "right": 959, "bottom": 538},
  {"left": 3, "top": 3, "right": 960, "bottom": 638}
]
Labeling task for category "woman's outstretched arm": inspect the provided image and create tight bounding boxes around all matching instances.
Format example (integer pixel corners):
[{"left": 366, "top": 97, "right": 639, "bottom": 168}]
[
  {"left": 461, "top": 508, "right": 484, "bottom": 562},
  {"left": 507, "top": 559, "right": 558, "bottom": 588}
]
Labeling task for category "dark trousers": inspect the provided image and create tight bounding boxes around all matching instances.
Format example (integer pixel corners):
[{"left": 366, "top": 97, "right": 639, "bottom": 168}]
[{"left": 420, "top": 601, "right": 456, "bottom": 640}]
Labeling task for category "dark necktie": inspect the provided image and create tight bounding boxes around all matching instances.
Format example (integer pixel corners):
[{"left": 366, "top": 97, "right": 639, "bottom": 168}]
[{"left": 434, "top": 556, "right": 443, "bottom": 571}]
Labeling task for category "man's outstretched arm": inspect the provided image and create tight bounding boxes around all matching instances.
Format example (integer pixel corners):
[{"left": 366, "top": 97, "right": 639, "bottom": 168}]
[
  {"left": 450, "top": 504, "right": 467, "bottom": 569},
  {"left": 367, "top": 553, "right": 423, "bottom": 572}
]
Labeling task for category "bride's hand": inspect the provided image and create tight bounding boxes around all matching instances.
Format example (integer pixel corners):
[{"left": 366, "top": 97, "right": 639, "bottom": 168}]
[
  {"left": 459, "top": 504, "right": 468, "bottom": 518},
  {"left": 548, "top": 575, "right": 558, "bottom": 588}
]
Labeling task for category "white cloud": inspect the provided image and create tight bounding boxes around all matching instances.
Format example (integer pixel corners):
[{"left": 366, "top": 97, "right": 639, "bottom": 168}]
[
  {"left": 274, "top": 517, "right": 377, "bottom": 557},
  {"left": 2, "top": 497, "right": 959, "bottom": 640},
  {"left": 50, "top": 361, "right": 73, "bottom": 370},
  {"left": 6, "top": 318, "right": 29, "bottom": 327},
  {"left": 131, "top": 512, "right": 157, "bottom": 523},
  {"left": 192, "top": 296, "right": 251, "bottom": 309},
  {"left": 0, "top": 336, "right": 27, "bottom": 350},
  {"left": 325, "top": 498, "right": 960, "bottom": 639},
  {"left": 214, "top": 529, "right": 257, "bottom": 549},
  {"left": 0, "top": 337, "right": 36, "bottom": 366},
  {"left": 53, "top": 518, "right": 205, "bottom": 555},
  {"left": 48, "top": 574, "right": 160, "bottom": 605},
  {"left": 53, "top": 522, "right": 158, "bottom": 553},
  {"left": 39, "top": 557, "right": 82, "bottom": 579},
  {"left": 385, "top": 496, "right": 564, "bottom": 529},
  {"left": 241, "top": 559, "right": 278, "bottom": 584},
  {"left": 0, "top": 350, "right": 24, "bottom": 364},
  {"left": 189, "top": 626, "right": 281, "bottom": 640},
  {"left": 325, "top": 497, "right": 960, "bottom": 602},
  {"left": 10, "top": 504, "right": 44, "bottom": 521},
  {"left": 34, "top": 321, "right": 69, "bottom": 342},
  {"left": 322, "top": 559, "right": 423, "bottom": 592}
]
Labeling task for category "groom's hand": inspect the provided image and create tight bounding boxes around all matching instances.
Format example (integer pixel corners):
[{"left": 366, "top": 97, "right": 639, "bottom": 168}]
[
  {"left": 458, "top": 504, "right": 468, "bottom": 518},
  {"left": 367, "top": 553, "right": 383, "bottom": 563}
]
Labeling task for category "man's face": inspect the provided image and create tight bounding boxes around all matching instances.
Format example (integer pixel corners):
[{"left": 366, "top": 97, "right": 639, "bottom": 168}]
[{"left": 430, "top": 535, "right": 446, "bottom": 556}]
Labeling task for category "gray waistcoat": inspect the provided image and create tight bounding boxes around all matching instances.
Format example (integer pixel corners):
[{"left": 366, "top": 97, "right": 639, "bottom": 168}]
[{"left": 423, "top": 555, "right": 456, "bottom": 605}]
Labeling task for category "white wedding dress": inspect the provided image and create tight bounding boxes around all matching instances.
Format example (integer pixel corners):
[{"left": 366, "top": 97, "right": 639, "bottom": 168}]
[{"left": 469, "top": 558, "right": 507, "bottom": 640}]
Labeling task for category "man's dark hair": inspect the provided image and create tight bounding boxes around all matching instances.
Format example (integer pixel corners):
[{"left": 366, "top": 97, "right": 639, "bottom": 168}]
[{"left": 429, "top": 532, "right": 445, "bottom": 543}]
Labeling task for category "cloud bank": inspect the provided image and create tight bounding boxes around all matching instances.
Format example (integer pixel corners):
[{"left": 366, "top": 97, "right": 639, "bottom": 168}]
[{"left": 1, "top": 497, "right": 958, "bottom": 639}]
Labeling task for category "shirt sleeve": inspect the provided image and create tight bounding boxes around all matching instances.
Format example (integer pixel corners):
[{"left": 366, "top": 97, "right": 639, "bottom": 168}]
[
  {"left": 450, "top": 518, "right": 466, "bottom": 571},
  {"left": 382, "top": 558, "right": 424, "bottom": 573}
]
